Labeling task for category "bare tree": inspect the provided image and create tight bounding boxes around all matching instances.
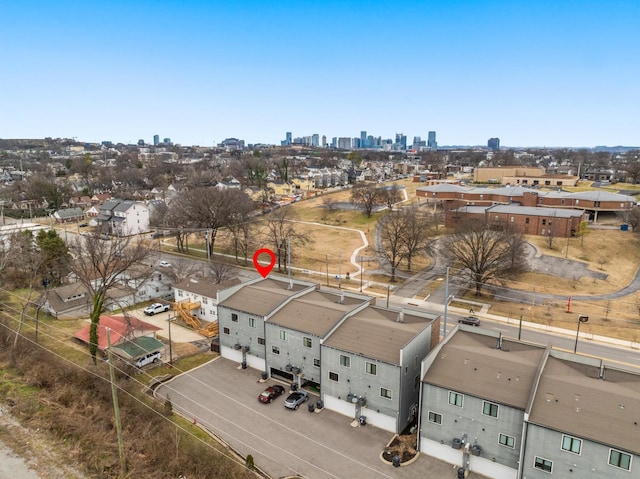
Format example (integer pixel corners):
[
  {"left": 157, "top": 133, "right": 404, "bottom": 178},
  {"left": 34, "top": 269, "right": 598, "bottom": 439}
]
[
  {"left": 377, "top": 211, "right": 407, "bottom": 281},
  {"left": 263, "top": 208, "right": 308, "bottom": 272},
  {"left": 400, "top": 205, "right": 434, "bottom": 271},
  {"left": 351, "top": 183, "right": 384, "bottom": 217},
  {"left": 322, "top": 196, "right": 339, "bottom": 213},
  {"left": 68, "top": 235, "right": 154, "bottom": 363},
  {"left": 225, "top": 193, "right": 256, "bottom": 265},
  {"left": 207, "top": 261, "right": 234, "bottom": 283},
  {"left": 442, "top": 219, "right": 527, "bottom": 296},
  {"left": 381, "top": 183, "right": 402, "bottom": 210}
]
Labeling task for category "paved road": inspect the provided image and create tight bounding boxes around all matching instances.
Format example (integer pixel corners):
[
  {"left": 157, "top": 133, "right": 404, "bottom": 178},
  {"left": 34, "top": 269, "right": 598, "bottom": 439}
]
[{"left": 156, "top": 358, "right": 487, "bottom": 479}]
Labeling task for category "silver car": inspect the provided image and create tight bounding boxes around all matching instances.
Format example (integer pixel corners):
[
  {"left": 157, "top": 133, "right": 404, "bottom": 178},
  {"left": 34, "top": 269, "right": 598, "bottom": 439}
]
[{"left": 284, "top": 390, "right": 309, "bottom": 410}]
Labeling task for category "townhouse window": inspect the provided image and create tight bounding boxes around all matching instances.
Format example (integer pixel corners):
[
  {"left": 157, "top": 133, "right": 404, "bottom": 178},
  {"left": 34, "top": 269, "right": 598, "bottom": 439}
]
[
  {"left": 542, "top": 219, "right": 547, "bottom": 225},
  {"left": 313, "top": 358, "right": 320, "bottom": 368},
  {"left": 178, "top": 290, "right": 183, "bottom": 297},
  {"left": 482, "top": 401, "right": 499, "bottom": 418},
  {"left": 279, "top": 330, "right": 288, "bottom": 341},
  {"left": 428, "top": 411, "right": 442, "bottom": 425},
  {"left": 557, "top": 181, "right": 563, "bottom": 186},
  {"left": 561, "top": 199, "right": 565, "bottom": 205},
  {"left": 561, "top": 435, "right": 582, "bottom": 454},
  {"left": 223, "top": 327, "right": 229, "bottom": 335},
  {"left": 380, "top": 388, "right": 392, "bottom": 400},
  {"left": 525, "top": 217, "right": 530, "bottom": 224},
  {"left": 339, "top": 354, "right": 351, "bottom": 367},
  {"left": 510, "top": 216, "right": 514, "bottom": 222},
  {"left": 329, "top": 371, "right": 339, "bottom": 382},
  {"left": 448, "top": 391, "right": 463, "bottom": 407},
  {"left": 257, "top": 337, "right": 265, "bottom": 345},
  {"left": 414, "top": 356, "right": 418, "bottom": 368},
  {"left": 272, "top": 346, "right": 280, "bottom": 355},
  {"left": 231, "top": 313, "right": 238, "bottom": 322},
  {"left": 609, "top": 449, "right": 631, "bottom": 471},
  {"left": 534, "top": 456, "right": 553, "bottom": 473},
  {"left": 499, "top": 433, "right": 515, "bottom": 448},
  {"left": 365, "top": 362, "right": 377, "bottom": 375},
  {"left": 303, "top": 337, "right": 312, "bottom": 348},
  {"left": 248, "top": 317, "right": 256, "bottom": 328},
  {"left": 414, "top": 375, "right": 420, "bottom": 390}
]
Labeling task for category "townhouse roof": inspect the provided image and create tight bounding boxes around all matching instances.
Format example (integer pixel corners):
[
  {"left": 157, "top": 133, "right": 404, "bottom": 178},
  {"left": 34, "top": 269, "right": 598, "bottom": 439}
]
[
  {"left": 55, "top": 207, "right": 84, "bottom": 218},
  {"left": 268, "top": 290, "right": 371, "bottom": 337},
  {"left": 218, "top": 277, "right": 312, "bottom": 317},
  {"left": 528, "top": 354, "right": 640, "bottom": 455},
  {"left": 323, "top": 306, "right": 438, "bottom": 365},
  {"left": 422, "top": 329, "right": 547, "bottom": 409},
  {"left": 174, "top": 277, "right": 241, "bottom": 298}
]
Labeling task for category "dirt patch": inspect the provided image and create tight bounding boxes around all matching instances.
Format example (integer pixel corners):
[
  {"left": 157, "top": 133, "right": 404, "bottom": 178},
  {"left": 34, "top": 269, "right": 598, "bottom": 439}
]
[{"left": 382, "top": 432, "right": 418, "bottom": 464}]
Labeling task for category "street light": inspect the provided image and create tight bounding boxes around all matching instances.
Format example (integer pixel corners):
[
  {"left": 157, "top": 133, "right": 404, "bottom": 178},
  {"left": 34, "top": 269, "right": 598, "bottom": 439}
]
[{"left": 574, "top": 315, "right": 589, "bottom": 353}]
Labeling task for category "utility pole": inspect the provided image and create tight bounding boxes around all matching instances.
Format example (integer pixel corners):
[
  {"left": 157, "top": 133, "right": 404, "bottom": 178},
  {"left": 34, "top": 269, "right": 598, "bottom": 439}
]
[
  {"left": 443, "top": 267, "right": 450, "bottom": 338},
  {"left": 338, "top": 250, "right": 342, "bottom": 289},
  {"left": 105, "top": 328, "right": 127, "bottom": 477}
]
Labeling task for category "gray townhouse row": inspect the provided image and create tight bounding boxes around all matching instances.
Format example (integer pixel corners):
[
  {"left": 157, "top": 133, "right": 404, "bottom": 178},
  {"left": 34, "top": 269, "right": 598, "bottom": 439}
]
[
  {"left": 419, "top": 326, "right": 640, "bottom": 479},
  {"left": 210, "top": 276, "right": 441, "bottom": 434}
]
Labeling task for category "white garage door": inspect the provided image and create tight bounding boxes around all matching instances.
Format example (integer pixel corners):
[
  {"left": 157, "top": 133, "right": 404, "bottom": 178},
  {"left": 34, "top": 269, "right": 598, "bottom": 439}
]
[{"left": 323, "top": 394, "right": 355, "bottom": 418}]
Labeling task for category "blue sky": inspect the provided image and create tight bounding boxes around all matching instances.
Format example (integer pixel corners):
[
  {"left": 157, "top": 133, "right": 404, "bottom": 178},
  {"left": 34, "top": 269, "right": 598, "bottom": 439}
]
[{"left": 1, "top": 0, "right": 638, "bottom": 148}]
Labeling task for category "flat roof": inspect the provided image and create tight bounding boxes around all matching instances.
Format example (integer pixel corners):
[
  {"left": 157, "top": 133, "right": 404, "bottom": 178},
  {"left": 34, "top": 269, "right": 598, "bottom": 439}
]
[
  {"left": 324, "top": 306, "right": 437, "bottom": 365},
  {"left": 218, "top": 277, "right": 311, "bottom": 317},
  {"left": 422, "top": 329, "right": 547, "bottom": 409},
  {"left": 528, "top": 355, "right": 640, "bottom": 454},
  {"left": 268, "top": 290, "right": 371, "bottom": 337}
]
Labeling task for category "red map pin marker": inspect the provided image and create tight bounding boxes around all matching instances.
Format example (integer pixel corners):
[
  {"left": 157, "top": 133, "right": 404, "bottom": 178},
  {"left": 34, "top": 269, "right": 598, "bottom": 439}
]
[{"left": 253, "top": 248, "right": 276, "bottom": 278}]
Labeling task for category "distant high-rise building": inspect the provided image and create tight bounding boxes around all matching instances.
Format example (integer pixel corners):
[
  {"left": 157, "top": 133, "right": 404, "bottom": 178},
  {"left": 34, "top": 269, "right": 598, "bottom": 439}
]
[
  {"left": 488, "top": 137, "right": 500, "bottom": 150},
  {"left": 286, "top": 132, "right": 292, "bottom": 144},
  {"left": 360, "top": 131, "right": 367, "bottom": 148},
  {"left": 153, "top": 134, "right": 160, "bottom": 146},
  {"left": 413, "top": 136, "right": 426, "bottom": 149},
  {"left": 137, "top": 139, "right": 145, "bottom": 146},
  {"left": 311, "top": 134, "right": 320, "bottom": 147},
  {"left": 338, "top": 137, "right": 352, "bottom": 149},
  {"left": 163, "top": 138, "right": 171, "bottom": 145},
  {"left": 395, "top": 133, "right": 407, "bottom": 150},
  {"left": 427, "top": 131, "right": 437, "bottom": 150},
  {"left": 331, "top": 137, "right": 337, "bottom": 148},
  {"left": 322, "top": 135, "right": 327, "bottom": 147}
]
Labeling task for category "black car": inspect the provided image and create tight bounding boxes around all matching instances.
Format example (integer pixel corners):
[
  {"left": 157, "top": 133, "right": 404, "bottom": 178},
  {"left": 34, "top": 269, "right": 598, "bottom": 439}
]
[{"left": 458, "top": 316, "right": 480, "bottom": 326}]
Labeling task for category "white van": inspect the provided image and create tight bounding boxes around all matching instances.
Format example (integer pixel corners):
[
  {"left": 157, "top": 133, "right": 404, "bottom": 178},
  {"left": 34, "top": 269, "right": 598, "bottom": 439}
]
[{"left": 135, "top": 351, "right": 161, "bottom": 368}]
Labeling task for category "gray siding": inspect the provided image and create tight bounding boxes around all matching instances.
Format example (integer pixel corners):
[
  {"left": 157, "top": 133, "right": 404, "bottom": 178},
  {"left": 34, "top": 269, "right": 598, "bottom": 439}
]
[
  {"left": 321, "top": 345, "right": 401, "bottom": 422},
  {"left": 521, "top": 423, "right": 637, "bottom": 478},
  {"left": 421, "top": 384, "right": 523, "bottom": 469},
  {"left": 265, "top": 322, "right": 322, "bottom": 384},
  {"left": 398, "top": 326, "right": 433, "bottom": 431},
  {"left": 218, "top": 306, "right": 266, "bottom": 360}
]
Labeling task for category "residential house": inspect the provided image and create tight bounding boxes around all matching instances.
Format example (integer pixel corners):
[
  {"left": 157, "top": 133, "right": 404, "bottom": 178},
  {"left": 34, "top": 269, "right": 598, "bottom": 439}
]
[
  {"left": 97, "top": 199, "right": 150, "bottom": 236},
  {"left": 419, "top": 327, "right": 640, "bottom": 479},
  {"left": 52, "top": 207, "right": 85, "bottom": 224},
  {"left": 173, "top": 277, "right": 242, "bottom": 323},
  {"left": 73, "top": 314, "right": 161, "bottom": 354},
  {"left": 322, "top": 305, "right": 440, "bottom": 433},
  {"left": 218, "top": 276, "right": 441, "bottom": 433}
]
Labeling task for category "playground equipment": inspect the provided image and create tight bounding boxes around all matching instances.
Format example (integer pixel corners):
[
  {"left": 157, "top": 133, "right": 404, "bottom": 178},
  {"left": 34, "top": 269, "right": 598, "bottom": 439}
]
[{"left": 173, "top": 301, "right": 219, "bottom": 338}]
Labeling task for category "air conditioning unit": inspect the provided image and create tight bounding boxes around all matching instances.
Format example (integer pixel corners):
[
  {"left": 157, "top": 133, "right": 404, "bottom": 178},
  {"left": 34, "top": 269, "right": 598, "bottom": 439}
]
[
  {"left": 242, "top": 345, "right": 250, "bottom": 353},
  {"left": 452, "top": 438, "right": 463, "bottom": 450},
  {"left": 471, "top": 444, "right": 482, "bottom": 456},
  {"left": 233, "top": 344, "right": 242, "bottom": 350},
  {"left": 293, "top": 366, "right": 300, "bottom": 374},
  {"left": 346, "top": 393, "right": 355, "bottom": 402},
  {"left": 285, "top": 364, "right": 293, "bottom": 372},
  {"left": 357, "top": 397, "right": 367, "bottom": 407}
]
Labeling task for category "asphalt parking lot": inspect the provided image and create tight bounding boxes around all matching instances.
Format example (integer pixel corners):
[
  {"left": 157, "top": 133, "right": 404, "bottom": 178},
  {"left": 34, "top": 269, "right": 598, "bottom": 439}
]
[{"left": 155, "top": 357, "right": 487, "bottom": 479}]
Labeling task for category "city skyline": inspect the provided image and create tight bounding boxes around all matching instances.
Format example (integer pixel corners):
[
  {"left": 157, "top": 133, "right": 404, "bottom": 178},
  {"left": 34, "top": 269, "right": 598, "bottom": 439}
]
[{"left": 1, "top": 0, "right": 638, "bottom": 148}]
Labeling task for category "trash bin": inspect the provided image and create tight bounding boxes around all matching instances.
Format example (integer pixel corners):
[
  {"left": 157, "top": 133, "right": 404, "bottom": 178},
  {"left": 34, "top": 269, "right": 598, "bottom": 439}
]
[
  {"left": 261, "top": 372, "right": 268, "bottom": 380},
  {"left": 308, "top": 403, "right": 315, "bottom": 413},
  {"left": 290, "top": 383, "right": 298, "bottom": 391},
  {"left": 316, "top": 400, "right": 323, "bottom": 410},
  {"left": 452, "top": 438, "right": 462, "bottom": 449},
  {"left": 457, "top": 467, "right": 466, "bottom": 479},
  {"left": 241, "top": 361, "right": 247, "bottom": 369},
  {"left": 358, "top": 415, "right": 366, "bottom": 426},
  {"left": 392, "top": 455, "right": 401, "bottom": 467}
]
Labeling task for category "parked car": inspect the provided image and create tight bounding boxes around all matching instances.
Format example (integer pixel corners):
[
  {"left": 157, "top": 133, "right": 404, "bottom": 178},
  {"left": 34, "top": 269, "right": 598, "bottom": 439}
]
[
  {"left": 151, "top": 232, "right": 165, "bottom": 239},
  {"left": 458, "top": 316, "right": 481, "bottom": 326},
  {"left": 78, "top": 223, "right": 88, "bottom": 228},
  {"left": 158, "top": 260, "right": 171, "bottom": 268},
  {"left": 135, "top": 351, "right": 161, "bottom": 368},
  {"left": 258, "top": 385, "right": 285, "bottom": 404},
  {"left": 284, "top": 390, "right": 309, "bottom": 410},
  {"left": 144, "top": 303, "right": 170, "bottom": 315}
]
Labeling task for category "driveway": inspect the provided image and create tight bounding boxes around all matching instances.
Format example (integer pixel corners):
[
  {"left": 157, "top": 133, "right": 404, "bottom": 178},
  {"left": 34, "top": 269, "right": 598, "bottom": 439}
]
[{"left": 155, "top": 358, "right": 487, "bottom": 479}]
